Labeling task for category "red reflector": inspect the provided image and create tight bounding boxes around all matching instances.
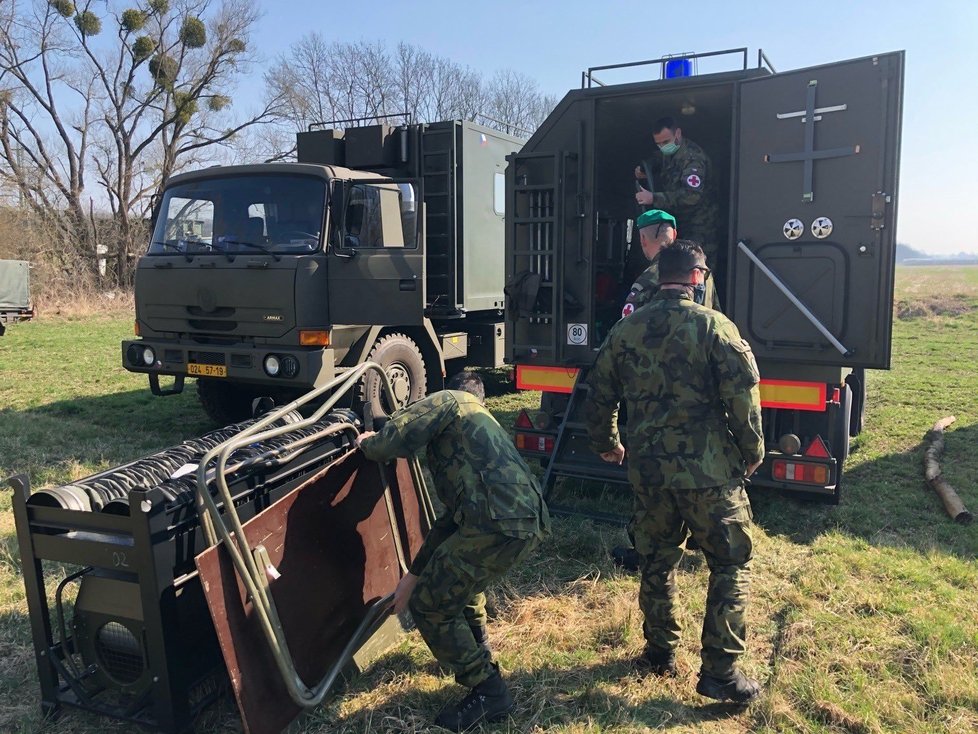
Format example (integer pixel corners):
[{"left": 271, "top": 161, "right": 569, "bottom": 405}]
[
  {"left": 515, "top": 409, "right": 534, "bottom": 429},
  {"left": 773, "top": 460, "right": 786, "bottom": 480},
  {"left": 830, "top": 387, "right": 841, "bottom": 405},
  {"left": 804, "top": 436, "right": 831, "bottom": 458}
]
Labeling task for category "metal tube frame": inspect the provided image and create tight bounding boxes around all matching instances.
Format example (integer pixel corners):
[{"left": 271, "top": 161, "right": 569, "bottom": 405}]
[{"left": 193, "top": 361, "right": 434, "bottom": 709}]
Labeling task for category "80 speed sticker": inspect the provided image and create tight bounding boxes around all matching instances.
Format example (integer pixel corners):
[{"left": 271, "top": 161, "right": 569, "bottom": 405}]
[{"left": 567, "top": 323, "right": 588, "bottom": 345}]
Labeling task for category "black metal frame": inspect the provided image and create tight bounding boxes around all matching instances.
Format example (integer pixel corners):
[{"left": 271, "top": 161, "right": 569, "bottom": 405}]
[{"left": 581, "top": 47, "right": 754, "bottom": 88}]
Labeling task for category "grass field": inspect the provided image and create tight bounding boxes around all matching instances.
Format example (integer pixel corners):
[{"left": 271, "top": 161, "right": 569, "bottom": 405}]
[{"left": 1, "top": 265, "right": 977, "bottom": 733}]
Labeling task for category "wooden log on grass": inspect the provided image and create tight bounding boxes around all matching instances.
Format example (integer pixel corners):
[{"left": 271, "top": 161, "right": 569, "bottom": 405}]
[{"left": 922, "top": 416, "right": 973, "bottom": 524}]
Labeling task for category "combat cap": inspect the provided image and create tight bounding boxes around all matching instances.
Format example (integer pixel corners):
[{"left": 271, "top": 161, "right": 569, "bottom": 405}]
[{"left": 636, "top": 209, "right": 677, "bottom": 231}]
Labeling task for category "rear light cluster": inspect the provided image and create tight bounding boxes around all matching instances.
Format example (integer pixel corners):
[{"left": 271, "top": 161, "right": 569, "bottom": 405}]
[
  {"left": 771, "top": 460, "right": 829, "bottom": 485},
  {"left": 769, "top": 433, "right": 833, "bottom": 486},
  {"left": 515, "top": 433, "right": 554, "bottom": 454}
]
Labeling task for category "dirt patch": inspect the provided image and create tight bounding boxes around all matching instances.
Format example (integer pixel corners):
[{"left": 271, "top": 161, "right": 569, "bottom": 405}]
[{"left": 895, "top": 294, "right": 977, "bottom": 320}]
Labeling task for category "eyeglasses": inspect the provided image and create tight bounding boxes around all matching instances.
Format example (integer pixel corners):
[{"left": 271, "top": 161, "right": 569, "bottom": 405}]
[{"left": 690, "top": 265, "right": 712, "bottom": 280}]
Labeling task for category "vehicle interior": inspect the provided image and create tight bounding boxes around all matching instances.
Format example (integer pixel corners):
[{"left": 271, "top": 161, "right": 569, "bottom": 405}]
[{"left": 590, "top": 81, "right": 736, "bottom": 343}]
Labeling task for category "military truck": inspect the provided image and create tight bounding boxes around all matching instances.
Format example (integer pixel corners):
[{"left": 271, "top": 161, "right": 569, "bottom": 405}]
[
  {"left": 123, "top": 120, "right": 520, "bottom": 424},
  {"left": 505, "top": 49, "right": 904, "bottom": 503},
  {"left": 0, "top": 259, "right": 34, "bottom": 336}
]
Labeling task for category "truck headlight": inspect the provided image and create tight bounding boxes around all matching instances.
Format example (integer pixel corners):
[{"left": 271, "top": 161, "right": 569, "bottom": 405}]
[
  {"left": 263, "top": 354, "right": 281, "bottom": 377},
  {"left": 141, "top": 347, "right": 156, "bottom": 366},
  {"left": 281, "top": 355, "right": 299, "bottom": 378}
]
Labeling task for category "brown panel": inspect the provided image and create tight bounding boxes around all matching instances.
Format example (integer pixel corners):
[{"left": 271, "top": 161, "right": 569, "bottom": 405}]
[{"left": 196, "top": 450, "right": 424, "bottom": 734}]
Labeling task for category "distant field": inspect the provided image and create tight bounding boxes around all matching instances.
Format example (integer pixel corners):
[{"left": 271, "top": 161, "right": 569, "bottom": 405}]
[{"left": 1, "top": 266, "right": 976, "bottom": 733}]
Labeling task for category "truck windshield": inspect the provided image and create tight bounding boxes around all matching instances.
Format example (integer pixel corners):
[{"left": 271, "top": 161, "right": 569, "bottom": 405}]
[{"left": 148, "top": 174, "right": 327, "bottom": 255}]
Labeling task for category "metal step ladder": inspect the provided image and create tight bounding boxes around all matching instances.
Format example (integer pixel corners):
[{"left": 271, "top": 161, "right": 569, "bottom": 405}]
[{"left": 542, "top": 368, "right": 630, "bottom": 524}]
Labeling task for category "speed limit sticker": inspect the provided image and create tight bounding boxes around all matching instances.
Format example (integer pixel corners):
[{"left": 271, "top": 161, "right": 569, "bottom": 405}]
[{"left": 567, "top": 323, "right": 588, "bottom": 346}]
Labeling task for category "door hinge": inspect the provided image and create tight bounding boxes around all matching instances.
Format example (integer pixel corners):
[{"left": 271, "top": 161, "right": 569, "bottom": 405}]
[{"left": 871, "top": 191, "right": 889, "bottom": 231}]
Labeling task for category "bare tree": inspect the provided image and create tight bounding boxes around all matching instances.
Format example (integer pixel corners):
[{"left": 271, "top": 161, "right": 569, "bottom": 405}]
[
  {"left": 0, "top": 1, "right": 98, "bottom": 266},
  {"left": 0, "top": 0, "right": 276, "bottom": 284},
  {"left": 264, "top": 36, "right": 555, "bottom": 159}
]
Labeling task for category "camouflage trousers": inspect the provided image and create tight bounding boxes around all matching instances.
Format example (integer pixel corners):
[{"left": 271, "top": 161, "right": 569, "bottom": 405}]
[
  {"left": 409, "top": 526, "right": 537, "bottom": 687},
  {"left": 629, "top": 479, "right": 753, "bottom": 677}
]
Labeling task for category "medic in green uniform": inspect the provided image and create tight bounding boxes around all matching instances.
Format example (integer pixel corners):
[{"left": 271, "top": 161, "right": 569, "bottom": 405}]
[
  {"left": 634, "top": 117, "right": 720, "bottom": 265},
  {"left": 622, "top": 209, "right": 720, "bottom": 319}
]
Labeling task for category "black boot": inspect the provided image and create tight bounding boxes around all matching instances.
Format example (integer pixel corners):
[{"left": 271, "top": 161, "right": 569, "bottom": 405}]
[
  {"left": 611, "top": 545, "right": 641, "bottom": 572},
  {"left": 636, "top": 646, "right": 676, "bottom": 677},
  {"left": 695, "top": 669, "right": 762, "bottom": 703},
  {"left": 434, "top": 666, "right": 514, "bottom": 731}
]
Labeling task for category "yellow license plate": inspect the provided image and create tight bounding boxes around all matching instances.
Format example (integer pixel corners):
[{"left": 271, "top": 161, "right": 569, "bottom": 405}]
[{"left": 188, "top": 363, "right": 227, "bottom": 377}]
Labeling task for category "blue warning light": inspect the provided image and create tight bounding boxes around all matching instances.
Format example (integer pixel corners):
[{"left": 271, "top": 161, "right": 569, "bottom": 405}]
[{"left": 664, "top": 58, "right": 693, "bottom": 79}]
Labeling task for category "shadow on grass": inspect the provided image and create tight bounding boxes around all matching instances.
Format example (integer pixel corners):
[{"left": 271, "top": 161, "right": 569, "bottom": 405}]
[
  {"left": 328, "top": 649, "right": 749, "bottom": 733},
  {"left": 749, "top": 421, "right": 978, "bottom": 560}
]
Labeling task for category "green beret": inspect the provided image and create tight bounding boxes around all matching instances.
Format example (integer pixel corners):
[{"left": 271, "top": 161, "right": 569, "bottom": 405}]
[{"left": 636, "top": 209, "right": 677, "bottom": 230}]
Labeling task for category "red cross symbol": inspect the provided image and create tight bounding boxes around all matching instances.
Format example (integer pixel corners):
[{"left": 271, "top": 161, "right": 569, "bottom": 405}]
[
  {"left": 686, "top": 174, "right": 702, "bottom": 188},
  {"left": 621, "top": 302, "right": 635, "bottom": 317}
]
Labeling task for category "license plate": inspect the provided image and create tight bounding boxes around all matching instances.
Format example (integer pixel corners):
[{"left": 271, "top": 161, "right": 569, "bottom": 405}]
[{"left": 188, "top": 363, "right": 227, "bottom": 377}]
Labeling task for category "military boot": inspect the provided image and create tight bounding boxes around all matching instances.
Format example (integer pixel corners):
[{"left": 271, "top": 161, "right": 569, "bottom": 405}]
[
  {"left": 611, "top": 545, "right": 641, "bottom": 572},
  {"left": 695, "top": 669, "right": 762, "bottom": 704},
  {"left": 636, "top": 646, "right": 676, "bottom": 677},
  {"left": 434, "top": 665, "right": 513, "bottom": 731}
]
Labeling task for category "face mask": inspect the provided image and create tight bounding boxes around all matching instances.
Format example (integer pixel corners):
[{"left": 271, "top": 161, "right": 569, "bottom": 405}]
[{"left": 658, "top": 140, "right": 680, "bottom": 156}]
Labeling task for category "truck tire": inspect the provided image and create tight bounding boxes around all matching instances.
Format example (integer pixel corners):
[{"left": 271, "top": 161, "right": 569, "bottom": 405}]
[
  {"left": 197, "top": 379, "right": 255, "bottom": 426},
  {"left": 361, "top": 333, "right": 427, "bottom": 418}
]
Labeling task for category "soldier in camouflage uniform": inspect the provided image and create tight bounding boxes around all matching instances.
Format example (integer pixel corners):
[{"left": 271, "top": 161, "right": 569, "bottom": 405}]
[
  {"left": 584, "top": 242, "right": 765, "bottom": 704},
  {"left": 621, "top": 209, "right": 720, "bottom": 320},
  {"left": 634, "top": 116, "right": 720, "bottom": 264},
  {"left": 357, "top": 371, "right": 550, "bottom": 731}
]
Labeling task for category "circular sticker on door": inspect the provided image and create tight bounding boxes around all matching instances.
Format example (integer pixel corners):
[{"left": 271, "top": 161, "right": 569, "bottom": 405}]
[
  {"left": 812, "top": 216, "right": 833, "bottom": 239},
  {"left": 783, "top": 218, "right": 804, "bottom": 240},
  {"left": 567, "top": 323, "right": 588, "bottom": 346}
]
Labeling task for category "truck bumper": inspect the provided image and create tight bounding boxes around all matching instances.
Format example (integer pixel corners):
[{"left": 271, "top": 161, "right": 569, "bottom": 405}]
[{"left": 122, "top": 339, "right": 336, "bottom": 393}]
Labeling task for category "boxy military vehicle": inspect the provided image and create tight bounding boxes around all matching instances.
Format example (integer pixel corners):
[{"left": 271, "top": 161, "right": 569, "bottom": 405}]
[
  {"left": 124, "top": 119, "right": 520, "bottom": 424},
  {"left": 0, "top": 258, "right": 34, "bottom": 336},
  {"left": 505, "top": 49, "right": 904, "bottom": 503}
]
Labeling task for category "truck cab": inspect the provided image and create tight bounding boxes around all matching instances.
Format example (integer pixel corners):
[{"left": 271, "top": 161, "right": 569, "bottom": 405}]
[
  {"left": 124, "top": 121, "right": 523, "bottom": 424},
  {"left": 505, "top": 49, "right": 904, "bottom": 502}
]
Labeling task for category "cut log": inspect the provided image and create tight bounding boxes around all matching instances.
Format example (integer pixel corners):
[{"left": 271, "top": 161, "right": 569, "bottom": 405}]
[{"left": 922, "top": 416, "right": 972, "bottom": 524}]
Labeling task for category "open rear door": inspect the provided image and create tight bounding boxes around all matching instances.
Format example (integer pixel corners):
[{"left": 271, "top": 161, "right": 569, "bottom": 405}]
[{"left": 731, "top": 52, "right": 904, "bottom": 369}]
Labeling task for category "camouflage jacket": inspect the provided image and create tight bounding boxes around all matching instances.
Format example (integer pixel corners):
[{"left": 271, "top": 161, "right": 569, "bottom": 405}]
[
  {"left": 586, "top": 290, "right": 764, "bottom": 489},
  {"left": 360, "top": 390, "right": 550, "bottom": 574},
  {"left": 621, "top": 256, "right": 720, "bottom": 318},
  {"left": 643, "top": 138, "right": 718, "bottom": 252}
]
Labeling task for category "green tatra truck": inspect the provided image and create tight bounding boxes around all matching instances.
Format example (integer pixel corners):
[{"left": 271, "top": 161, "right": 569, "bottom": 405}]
[
  {"left": 505, "top": 48, "right": 904, "bottom": 503},
  {"left": 123, "top": 119, "right": 522, "bottom": 424}
]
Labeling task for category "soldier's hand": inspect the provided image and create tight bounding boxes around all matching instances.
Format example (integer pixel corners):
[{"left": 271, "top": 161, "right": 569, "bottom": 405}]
[
  {"left": 393, "top": 572, "right": 419, "bottom": 615},
  {"left": 356, "top": 430, "right": 377, "bottom": 448},
  {"left": 745, "top": 459, "right": 763, "bottom": 478},
  {"left": 634, "top": 165, "right": 646, "bottom": 180},
  {"left": 635, "top": 189, "right": 654, "bottom": 206},
  {"left": 600, "top": 444, "right": 626, "bottom": 465}
]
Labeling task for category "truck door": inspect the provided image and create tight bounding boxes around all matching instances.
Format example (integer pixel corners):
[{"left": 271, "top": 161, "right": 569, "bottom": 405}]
[
  {"left": 731, "top": 52, "right": 904, "bottom": 369},
  {"left": 327, "top": 180, "right": 426, "bottom": 325}
]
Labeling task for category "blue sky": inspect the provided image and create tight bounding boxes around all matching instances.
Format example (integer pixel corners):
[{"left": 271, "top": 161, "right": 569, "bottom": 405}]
[{"left": 248, "top": 0, "right": 975, "bottom": 255}]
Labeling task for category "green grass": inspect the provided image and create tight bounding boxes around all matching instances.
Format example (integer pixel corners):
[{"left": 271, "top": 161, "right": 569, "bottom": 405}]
[{"left": 1, "top": 267, "right": 977, "bottom": 732}]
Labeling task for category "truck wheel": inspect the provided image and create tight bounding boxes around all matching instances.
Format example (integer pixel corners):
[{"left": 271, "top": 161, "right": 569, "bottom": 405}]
[
  {"left": 196, "top": 379, "right": 254, "bottom": 426},
  {"left": 362, "top": 333, "right": 427, "bottom": 418}
]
